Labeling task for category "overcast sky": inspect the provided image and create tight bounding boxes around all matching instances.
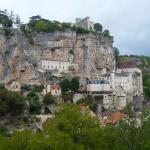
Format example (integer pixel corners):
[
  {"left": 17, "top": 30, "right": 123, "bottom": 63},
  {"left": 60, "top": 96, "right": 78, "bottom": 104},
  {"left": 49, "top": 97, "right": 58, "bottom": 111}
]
[{"left": 1, "top": 0, "right": 150, "bottom": 55}]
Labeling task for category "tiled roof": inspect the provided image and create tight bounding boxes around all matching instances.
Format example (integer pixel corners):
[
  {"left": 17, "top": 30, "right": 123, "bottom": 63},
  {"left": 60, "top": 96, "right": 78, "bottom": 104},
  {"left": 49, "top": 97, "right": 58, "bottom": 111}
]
[
  {"left": 100, "top": 111, "right": 126, "bottom": 125},
  {"left": 117, "top": 61, "right": 137, "bottom": 69},
  {"left": 6, "top": 79, "right": 18, "bottom": 85},
  {"left": 51, "top": 84, "right": 60, "bottom": 90}
]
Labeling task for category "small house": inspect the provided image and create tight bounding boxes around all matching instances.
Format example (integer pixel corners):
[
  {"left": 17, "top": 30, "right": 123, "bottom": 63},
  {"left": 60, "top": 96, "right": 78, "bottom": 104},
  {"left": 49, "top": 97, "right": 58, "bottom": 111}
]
[{"left": 5, "top": 79, "right": 21, "bottom": 92}]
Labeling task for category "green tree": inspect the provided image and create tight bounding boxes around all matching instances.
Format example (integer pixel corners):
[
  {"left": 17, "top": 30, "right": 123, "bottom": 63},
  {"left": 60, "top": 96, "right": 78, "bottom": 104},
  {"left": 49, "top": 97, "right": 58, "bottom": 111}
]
[
  {"left": 0, "top": 13, "right": 12, "bottom": 27},
  {"left": 27, "top": 91, "right": 37, "bottom": 98},
  {"left": 0, "top": 130, "right": 32, "bottom": 150},
  {"left": 71, "top": 77, "right": 79, "bottom": 93},
  {"left": 0, "top": 89, "right": 26, "bottom": 116},
  {"left": 32, "top": 84, "right": 44, "bottom": 92},
  {"left": 94, "top": 23, "right": 103, "bottom": 32},
  {"left": 60, "top": 79, "right": 71, "bottom": 93},
  {"left": 62, "top": 92, "right": 73, "bottom": 103},
  {"left": 28, "top": 95, "right": 41, "bottom": 114},
  {"left": 43, "top": 93, "right": 55, "bottom": 106}
]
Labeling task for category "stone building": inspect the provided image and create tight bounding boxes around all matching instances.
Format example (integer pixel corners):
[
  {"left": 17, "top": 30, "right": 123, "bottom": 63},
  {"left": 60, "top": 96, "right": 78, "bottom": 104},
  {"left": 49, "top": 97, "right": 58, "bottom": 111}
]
[
  {"left": 5, "top": 79, "right": 21, "bottom": 92},
  {"left": 42, "top": 82, "right": 51, "bottom": 96},
  {"left": 87, "top": 79, "right": 115, "bottom": 109},
  {"left": 75, "top": 17, "right": 94, "bottom": 30},
  {"left": 40, "top": 60, "right": 70, "bottom": 73},
  {"left": 51, "top": 84, "right": 61, "bottom": 97},
  {"left": 42, "top": 83, "right": 61, "bottom": 97},
  {"left": 87, "top": 67, "right": 143, "bottom": 111}
]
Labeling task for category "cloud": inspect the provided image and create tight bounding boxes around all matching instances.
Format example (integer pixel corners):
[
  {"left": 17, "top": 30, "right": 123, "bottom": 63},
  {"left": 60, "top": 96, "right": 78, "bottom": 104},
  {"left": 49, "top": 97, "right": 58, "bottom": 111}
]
[{"left": 0, "top": 0, "right": 150, "bottom": 55}]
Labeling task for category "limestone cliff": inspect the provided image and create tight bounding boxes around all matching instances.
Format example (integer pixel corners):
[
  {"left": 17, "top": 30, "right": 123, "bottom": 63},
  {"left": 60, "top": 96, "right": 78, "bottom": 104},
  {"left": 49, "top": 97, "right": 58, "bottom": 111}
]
[{"left": 0, "top": 29, "right": 115, "bottom": 84}]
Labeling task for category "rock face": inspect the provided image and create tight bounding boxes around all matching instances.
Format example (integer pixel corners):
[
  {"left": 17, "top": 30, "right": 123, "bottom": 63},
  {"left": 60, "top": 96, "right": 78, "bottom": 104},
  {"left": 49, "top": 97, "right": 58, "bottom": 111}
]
[{"left": 0, "top": 29, "right": 115, "bottom": 84}]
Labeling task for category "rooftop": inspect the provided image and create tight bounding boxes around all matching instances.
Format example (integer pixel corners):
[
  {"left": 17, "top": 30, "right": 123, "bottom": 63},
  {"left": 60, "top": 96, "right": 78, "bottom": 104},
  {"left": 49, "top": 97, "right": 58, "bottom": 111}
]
[
  {"left": 117, "top": 61, "right": 137, "bottom": 69},
  {"left": 51, "top": 84, "right": 61, "bottom": 90}
]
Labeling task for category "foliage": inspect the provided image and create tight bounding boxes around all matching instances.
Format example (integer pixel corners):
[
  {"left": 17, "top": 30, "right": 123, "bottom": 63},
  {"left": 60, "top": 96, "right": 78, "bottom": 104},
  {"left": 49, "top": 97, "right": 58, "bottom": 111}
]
[
  {"left": 70, "top": 77, "right": 80, "bottom": 93},
  {"left": 69, "top": 48, "right": 74, "bottom": 55},
  {"left": 21, "top": 16, "right": 91, "bottom": 35},
  {"left": 60, "top": 78, "right": 79, "bottom": 94},
  {"left": 21, "top": 84, "right": 31, "bottom": 91},
  {"left": 62, "top": 92, "right": 73, "bottom": 103},
  {"left": 60, "top": 79, "right": 71, "bottom": 93},
  {"left": 94, "top": 23, "right": 103, "bottom": 32},
  {"left": 103, "top": 29, "right": 114, "bottom": 42},
  {"left": 77, "top": 95, "right": 97, "bottom": 112},
  {"left": 0, "top": 12, "right": 12, "bottom": 27},
  {"left": 28, "top": 95, "right": 42, "bottom": 114},
  {"left": 143, "top": 74, "right": 150, "bottom": 98},
  {"left": 73, "top": 26, "right": 90, "bottom": 34},
  {"left": 0, "top": 88, "right": 26, "bottom": 116},
  {"left": 20, "top": 25, "right": 34, "bottom": 44},
  {"left": 1, "top": 105, "right": 150, "bottom": 149},
  {"left": 27, "top": 91, "right": 37, "bottom": 98},
  {"left": 32, "top": 84, "right": 44, "bottom": 92},
  {"left": 3, "top": 28, "right": 13, "bottom": 38},
  {"left": 43, "top": 92, "right": 55, "bottom": 106},
  {"left": 0, "top": 125, "right": 9, "bottom": 136},
  {"left": 21, "top": 84, "right": 44, "bottom": 93}
]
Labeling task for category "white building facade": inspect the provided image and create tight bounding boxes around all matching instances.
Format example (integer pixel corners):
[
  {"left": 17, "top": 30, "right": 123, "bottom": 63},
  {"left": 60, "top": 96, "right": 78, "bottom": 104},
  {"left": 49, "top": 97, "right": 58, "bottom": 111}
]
[
  {"left": 41, "top": 60, "right": 70, "bottom": 73},
  {"left": 42, "top": 83, "right": 61, "bottom": 97},
  {"left": 5, "top": 80, "right": 21, "bottom": 92},
  {"left": 87, "top": 67, "right": 143, "bottom": 111}
]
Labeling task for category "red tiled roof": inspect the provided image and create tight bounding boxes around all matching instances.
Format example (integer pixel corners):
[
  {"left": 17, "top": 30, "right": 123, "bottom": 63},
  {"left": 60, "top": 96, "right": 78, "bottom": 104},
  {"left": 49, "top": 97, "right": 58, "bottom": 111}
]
[
  {"left": 51, "top": 84, "right": 60, "bottom": 90},
  {"left": 100, "top": 111, "right": 126, "bottom": 125}
]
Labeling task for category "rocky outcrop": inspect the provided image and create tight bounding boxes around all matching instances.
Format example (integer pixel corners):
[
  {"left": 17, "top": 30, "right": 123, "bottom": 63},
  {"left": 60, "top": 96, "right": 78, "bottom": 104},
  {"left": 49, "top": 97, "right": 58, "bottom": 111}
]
[{"left": 0, "top": 29, "right": 115, "bottom": 84}]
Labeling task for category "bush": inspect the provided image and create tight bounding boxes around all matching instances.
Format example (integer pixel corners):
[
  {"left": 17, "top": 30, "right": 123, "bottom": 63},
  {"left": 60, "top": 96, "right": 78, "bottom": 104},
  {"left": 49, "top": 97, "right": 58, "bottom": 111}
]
[
  {"left": 94, "top": 23, "right": 103, "bottom": 32},
  {"left": 21, "top": 84, "right": 31, "bottom": 91},
  {"left": 27, "top": 92, "right": 37, "bottom": 98},
  {"left": 43, "top": 93, "right": 55, "bottom": 106},
  {"left": 28, "top": 96, "right": 41, "bottom": 114},
  {"left": 0, "top": 13, "right": 12, "bottom": 27},
  {"left": 32, "top": 85, "right": 44, "bottom": 92},
  {"left": 60, "top": 79, "right": 71, "bottom": 93},
  {"left": 0, "top": 89, "right": 26, "bottom": 116},
  {"left": 70, "top": 77, "right": 79, "bottom": 93}
]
